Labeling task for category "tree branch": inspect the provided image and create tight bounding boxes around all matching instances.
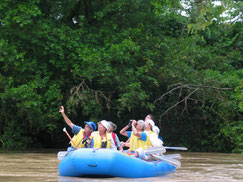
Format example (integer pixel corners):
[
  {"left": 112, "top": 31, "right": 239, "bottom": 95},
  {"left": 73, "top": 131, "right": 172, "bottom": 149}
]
[
  {"left": 156, "top": 83, "right": 233, "bottom": 122},
  {"left": 159, "top": 87, "right": 200, "bottom": 122},
  {"left": 69, "top": 80, "right": 112, "bottom": 110}
]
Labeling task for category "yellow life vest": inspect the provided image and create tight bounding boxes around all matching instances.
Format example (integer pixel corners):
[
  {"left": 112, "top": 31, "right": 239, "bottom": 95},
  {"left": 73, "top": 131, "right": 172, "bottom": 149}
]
[
  {"left": 129, "top": 132, "right": 150, "bottom": 151},
  {"left": 71, "top": 129, "right": 88, "bottom": 148},
  {"left": 91, "top": 131, "right": 112, "bottom": 149}
]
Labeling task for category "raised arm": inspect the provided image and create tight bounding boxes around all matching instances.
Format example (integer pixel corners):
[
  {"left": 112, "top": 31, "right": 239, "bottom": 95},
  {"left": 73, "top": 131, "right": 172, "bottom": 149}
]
[
  {"left": 59, "top": 106, "right": 74, "bottom": 129},
  {"left": 120, "top": 124, "right": 130, "bottom": 137},
  {"left": 132, "top": 120, "right": 141, "bottom": 138}
]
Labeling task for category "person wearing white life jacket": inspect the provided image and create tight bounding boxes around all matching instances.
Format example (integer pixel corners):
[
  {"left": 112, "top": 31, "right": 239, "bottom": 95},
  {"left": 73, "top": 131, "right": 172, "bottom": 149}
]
[
  {"left": 145, "top": 114, "right": 155, "bottom": 122},
  {"left": 107, "top": 121, "right": 121, "bottom": 149},
  {"left": 144, "top": 119, "right": 163, "bottom": 147}
]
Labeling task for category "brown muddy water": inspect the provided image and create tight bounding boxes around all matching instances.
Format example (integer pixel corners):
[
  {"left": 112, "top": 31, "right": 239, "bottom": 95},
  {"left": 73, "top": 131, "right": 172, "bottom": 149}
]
[{"left": 0, "top": 151, "right": 242, "bottom": 182}]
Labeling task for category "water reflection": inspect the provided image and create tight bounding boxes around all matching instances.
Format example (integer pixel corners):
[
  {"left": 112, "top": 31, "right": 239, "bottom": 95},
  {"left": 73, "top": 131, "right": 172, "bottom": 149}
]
[{"left": 0, "top": 152, "right": 242, "bottom": 182}]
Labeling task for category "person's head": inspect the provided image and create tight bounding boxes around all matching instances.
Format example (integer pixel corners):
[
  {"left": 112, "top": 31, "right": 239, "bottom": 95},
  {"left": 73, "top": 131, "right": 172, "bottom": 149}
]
[
  {"left": 153, "top": 126, "right": 160, "bottom": 135},
  {"left": 136, "top": 120, "right": 146, "bottom": 131},
  {"left": 145, "top": 114, "right": 155, "bottom": 122},
  {"left": 145, "top": 119, "right": 155, "bottom": 131},
  {"left": 107, "top": 121, "right": 117, "bottom": 133},
  {"left": 84, "top": 121, "right": 97, "bottom": 135},
  {"left": 98, "top": 120, "right": 110, "bottom": 134}
]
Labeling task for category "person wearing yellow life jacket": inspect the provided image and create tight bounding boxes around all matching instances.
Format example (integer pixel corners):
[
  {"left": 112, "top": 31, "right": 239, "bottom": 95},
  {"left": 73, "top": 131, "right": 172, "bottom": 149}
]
[
  {"left": 90, "top": 120, "right": 117, "bottom": 149},
  {"left": 120, "top": 119, "right": 149, "bottom": 158},
  {"left": 59, "top": 106, "right": 97, "bottom": 152}
]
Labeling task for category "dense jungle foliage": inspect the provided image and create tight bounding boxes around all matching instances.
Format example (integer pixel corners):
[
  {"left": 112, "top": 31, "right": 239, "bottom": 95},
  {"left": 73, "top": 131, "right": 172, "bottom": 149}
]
[{"left": 0, "top": 0, "right": 242, "bottom": 153}]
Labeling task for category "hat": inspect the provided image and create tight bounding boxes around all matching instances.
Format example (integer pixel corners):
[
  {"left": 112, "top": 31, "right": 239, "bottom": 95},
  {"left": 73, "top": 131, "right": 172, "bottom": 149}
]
[
  {"left": 146, "top": 119, "right": 155, "bottom": 128},
  {"left": 99, "top": 120, "right": 110, "bottom": 130},
  {"left": 108, "top": 121, "right": 117, "bottom": 131},
  {"left": 84, "top": 121, "right": 97, "bottom": 130},
  {"left": 153, "top": 126, "right": 160, "bottom": 135}
]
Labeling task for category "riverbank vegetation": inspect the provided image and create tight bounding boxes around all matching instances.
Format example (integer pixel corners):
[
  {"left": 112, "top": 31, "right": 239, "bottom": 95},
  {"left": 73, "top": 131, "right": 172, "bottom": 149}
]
[{"left": 0, "top": 0, "right": 242, "bottom": 153}]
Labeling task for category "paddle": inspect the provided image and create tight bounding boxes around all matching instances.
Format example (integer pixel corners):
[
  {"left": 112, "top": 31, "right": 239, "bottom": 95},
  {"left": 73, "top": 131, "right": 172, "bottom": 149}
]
[
  {"left": 57, "top": 128, "right": 80, "bottom": 160},
  {"left": 63, "top": 127, "right": 78, "bottom": 149},
  {"left": 145, "top": 146, "right": 187, "bottom": 155},
  {"left": 164, "top": 154, "right": 182, "bottom": 160},
  {"left": 58, "top": 151, "right": 69, "bottom": 160},
  {"left": 165, "top": 146, "right": 188, "bottom": 150},
  {"left": 151, "top": 154, "right": 181, "bottom": 168},
  {"left": 145, "top": 146, "right": 166, "bottom": 155}
]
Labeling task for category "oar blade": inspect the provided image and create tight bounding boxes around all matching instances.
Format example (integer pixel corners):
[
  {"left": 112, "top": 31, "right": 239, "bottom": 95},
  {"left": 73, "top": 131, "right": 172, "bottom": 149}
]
[
  {"left": 165, "top": 154, "right": 182, "bottom": 160},
  {"left": 57, "top": 151, "right": 68, "bottom": 160},
  {"left": 152, "top": 154, "right": 181, "bottom": 168},
  {"left": 145, "top": 146, "right": 166, "bottom": 155},
  {"left": 165, "top": 146, "right": 188, "bottom": 150}
]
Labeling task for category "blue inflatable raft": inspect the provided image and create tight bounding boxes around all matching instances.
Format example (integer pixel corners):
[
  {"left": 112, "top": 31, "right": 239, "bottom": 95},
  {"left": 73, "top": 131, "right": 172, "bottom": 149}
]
[{"left": 59, "top": 148, "right": 176, "bottom": 178}]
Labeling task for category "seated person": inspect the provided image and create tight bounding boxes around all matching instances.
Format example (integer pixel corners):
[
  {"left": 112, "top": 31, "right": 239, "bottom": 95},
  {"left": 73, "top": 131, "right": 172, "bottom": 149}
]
[
  {"left": 59, "top": 106, "right": 96, "bottom": 152},
  {"left": 107, "top": 121, "right": 122, "bottom": 150},
  {"left": 90, "top": 120, "right": 117, "bottom": 149},
  {"left": 144, "top": 119, "right": 163, "bottom": 147},
  {"left": 120, "top": 120, "right": 149, "bottom": 159}
]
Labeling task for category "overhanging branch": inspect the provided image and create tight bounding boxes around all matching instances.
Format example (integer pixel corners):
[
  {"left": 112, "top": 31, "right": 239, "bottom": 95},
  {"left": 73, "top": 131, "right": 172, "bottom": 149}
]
[{"left": 155, "top": 83, "right": 233, "bottom": 122}]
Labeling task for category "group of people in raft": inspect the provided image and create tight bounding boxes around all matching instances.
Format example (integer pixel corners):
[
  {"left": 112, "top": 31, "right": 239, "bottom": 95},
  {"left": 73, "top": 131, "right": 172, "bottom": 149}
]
[{"left": 59, "top": 106, "right": 164, "bottom": 160}]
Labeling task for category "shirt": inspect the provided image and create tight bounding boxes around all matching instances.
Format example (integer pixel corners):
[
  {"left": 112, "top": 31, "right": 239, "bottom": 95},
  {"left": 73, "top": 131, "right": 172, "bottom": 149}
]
[{"left": 126, "top": 131, "right": 147, "bottom": 141}]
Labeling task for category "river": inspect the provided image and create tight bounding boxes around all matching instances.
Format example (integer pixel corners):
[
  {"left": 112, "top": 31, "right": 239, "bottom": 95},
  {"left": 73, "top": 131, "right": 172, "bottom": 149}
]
[{"left": 0, "top": 151, "right": 242, "bottom": 182}]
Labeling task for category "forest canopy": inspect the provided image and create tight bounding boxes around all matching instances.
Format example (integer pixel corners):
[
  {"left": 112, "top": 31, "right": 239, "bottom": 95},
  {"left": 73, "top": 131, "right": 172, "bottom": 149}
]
[{"left": 0, "top": 0, "right": 242, "bottom": 153}]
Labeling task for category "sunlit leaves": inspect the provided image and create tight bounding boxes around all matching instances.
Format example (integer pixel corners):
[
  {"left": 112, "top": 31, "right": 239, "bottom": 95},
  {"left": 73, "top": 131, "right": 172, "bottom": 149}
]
[{"left": 187, "top": 0, "right": 238, "bottom": 34}]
